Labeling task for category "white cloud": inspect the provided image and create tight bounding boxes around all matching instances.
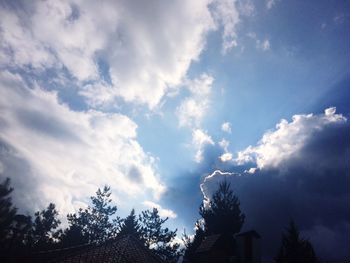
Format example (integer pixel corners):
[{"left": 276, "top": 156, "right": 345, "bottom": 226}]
[
  {"left": 0, "top": 0, "right": 243, "bottom": 108},
  {"left": 256, "top": 39, "right": 271, "bottom": 51},
  {"left": 177, "top": 74, "right": 214, "bottom": 128},
  {"left": 325, "top": 106, "right": 336, "bottom": 116},
  {"left": 0, "top": 0, "right": 218, "bottom": 109},
  {"left": 192, "top": 129, "right": 215, "bottom": 163},
  {"left": 221, "top": 122, "right": 232, "bottom": 133},
  {"left": 177, "top": 99, "right": 209, "bottom": 128},
  {"left": 219, "top": 152, "right": 233, "bottom": 162},
  {"left": 247, "top": 33, "right": 270, "bottom": 52},
  {"left": 0, "top": 71, "right": 165, "bottom": 215},
  {"left": 218, "top": 138, "right": 233, "bottom": 162},
  {"left": 219, "top": 138, "right": 230, "bottom": 151},
  {"left": 0, "top": 9, "right": 56, "bottom": 70},
  {"left": 235, "top": 107, "right": 347, "bottom": 169},
  {"left": 142, "top": 201, "right": 177, "bottom": 219},
  {"left": 78, "top": 81, "right": 117, "bottom": 108},
  {"left": 212, "top": 0, "right": 240, "bottom": 53},
  {"left": 266, "top": 0, "right": 277, "bottom": 10},
  {"left": 237, "top": 0, "right": 256, "bottom": 17}
]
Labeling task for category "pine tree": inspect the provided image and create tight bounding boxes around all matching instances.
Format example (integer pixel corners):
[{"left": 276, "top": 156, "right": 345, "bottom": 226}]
[
  {"left": 183, "top": 181, "right": 245, "bottom": 262},
  {"left": 200, "top": 180, "right": 245, "bottom": 236},
  {"left": 119, "top": 209, "right": 142, "bottom": 240},
  {"left": 62, "top": 186, "right": 118, "bottom": 245},
  {"left": 11, "top": 214, "right": 33, "bottom": 247},
  {"left": 32, "top": 203, "right": 62, "bottom": 250},
  {"left": 275, "top": 220, "right": 319, "bottom": 263},
  {"left": 139, "top": 208, "right": 180, "bottom": 262},
  {"left": 60, "top": 219, "right": 89, "bottom": 247},
  {"left": 0, "top": 178, "right": 17, "bottom": 243},
  {"left": 183, "top": 220, "right": 205, "bottom": 263},
  {"left": 0, "top": 178, "right": 34, "bottom": 262}
]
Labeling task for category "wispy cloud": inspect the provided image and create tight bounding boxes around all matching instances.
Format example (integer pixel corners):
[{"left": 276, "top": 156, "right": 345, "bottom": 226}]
[
  {"left": 266, "top": 0, "right": 278, "bottom": 10},
  {"left": 192, "top": 129, "right": 215, "bottom": 163},
  {"left": 212, "top": 0, "right": 240, "bottom": 53},
  {"left": 256, "top": 39, "right": 271, "bottom": 51},
  {"left": 221, "top": 122, "right": 232, "bottom": 133},
  {"left": 177, "top": 74, "right": 214, "bottom": 128}
]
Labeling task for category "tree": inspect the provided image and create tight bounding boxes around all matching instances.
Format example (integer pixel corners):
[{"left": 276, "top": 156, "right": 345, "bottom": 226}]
[
  {"left": 60, "top": 219, "right": 89, "bottom": 247},
  {"left": 200, "top": 180, "right": 245, "bottom": 236},
  {"left": 182, "top": 220, "right": 205, "bottom": 263},
  {"left": 183, "top": 181, "right": 245, "bottom": 262},
  {"left": 0, "top": 178, "right": 34, "bottom": 262},
  {"left": 62, "top": 186, "right": 118, "bottom": 245},
  {"left": 119, "top": 209, "right": 142, "bottom": 240},
  {"left": 32, "top": 203, "right": 62, "bottom": 250},
  {"left": 0, "top": 178, "right": 17, "bottom": 243},
  {"left": 139, "top": 208, "right": 180, "bottom": 262},
  {"left": 11, "top": 214, "right": 33, "bottom": 248},
  {"left": 275, "top": 220, "right": 319, "bottom": 263}
]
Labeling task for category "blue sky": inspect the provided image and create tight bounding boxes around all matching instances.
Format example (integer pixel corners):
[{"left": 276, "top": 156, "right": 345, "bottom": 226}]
[{"left": 1, "top": 0, "right": 350, "bottom": 261}]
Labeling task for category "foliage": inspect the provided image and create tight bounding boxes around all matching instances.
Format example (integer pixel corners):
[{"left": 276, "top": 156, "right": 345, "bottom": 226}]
[
  {"left": 183, "top": 181, "right": 245, "bottom": 261},
  {"left": 32, "top": 203, "right": 62, "bottom": 250},
  {"left": 0, "top": 179, "right": 248, "bottom": 262},
  {"left": 11, "top": 214, "right": 33, "bottom": 247},
  {"left": 62, "top": 186, "right": 118, "bottom": 245},
  {"left": 182, "top": 220, "right": 205, "bottom": 263},
  {"left": 139, "top": 208, "right": 180, "bottom": 262},
  {"left": 275, "top": 220, "right": 319, "bottom": 263},
  {"left": 60, "top": 220, "right": 89, "bottom": 247},
  {"left": 0, "top": 178, "right": 17, "bottom": 242},
  {"left": 119, "top": 209, "right": 142, "bottom": 239},
  {"left": 200, "top": 180, "right": 245, "bottom": 236}
]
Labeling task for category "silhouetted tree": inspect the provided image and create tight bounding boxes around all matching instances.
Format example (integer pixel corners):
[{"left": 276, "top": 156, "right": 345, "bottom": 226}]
[
  {"left": 60, "top": 222, "right": 89, "bottom": 247},
  {"left": 183, "top": 181, "right": 245, "bottom": 262},
  {"left": 182, "top": 220, "right": 205, "bottom": 263},
  {"left": 32, "top": 203, "right": 62, "bottom": 250},
  {"left": 119, "top": 209, "right": 142, "bottom": 240},
  {"left": 275, "top": 220, "right": 319, "bottom": 263},
  {"left": 139, "top": 208, "right": 180, "bottom": 262},
  {"left": 200, "top": 180, "right": 245, "bottom": 236},
  {"left": 62, "top": 186, "right": 118, "bottom": 245},
  {"left": 11, "top": 214, "right": 32, "bottom": 248},
  {"left": 0, "top": 178, "right": 17, "bottom": 243}
]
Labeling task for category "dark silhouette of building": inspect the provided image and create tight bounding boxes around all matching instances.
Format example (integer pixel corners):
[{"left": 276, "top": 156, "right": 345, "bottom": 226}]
[
  {"left": 236, "top": 230, "right": 261, "bottom": 263},
  {"left": 34, "top": 235, "right": 165, "bottom": 263},
  {"left": 194, "top": 230, "right": 261, "bottom": 263}
]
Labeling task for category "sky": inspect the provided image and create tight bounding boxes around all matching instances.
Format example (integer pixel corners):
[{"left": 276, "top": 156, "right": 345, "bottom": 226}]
[{"left": 0, "top": 0, "right": 350, "bottom": 261}]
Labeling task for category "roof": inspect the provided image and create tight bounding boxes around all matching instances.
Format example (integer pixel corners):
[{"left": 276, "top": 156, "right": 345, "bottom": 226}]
[
  {"left": 195, "top": 234, "right": 222, "bottom": 253},
  {"left": 35, "top": 235, "right": 165, "bottom": 263},
  {"left": 236, "top": 230, "right": 261, "bottom": 239},
  {"left": 195, "top": 230, "right": 261, "bottom": 254}
]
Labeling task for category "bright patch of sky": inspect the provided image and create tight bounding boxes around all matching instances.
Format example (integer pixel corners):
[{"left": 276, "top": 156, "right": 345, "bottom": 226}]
[{"left": 1, "top": 0, "right": 350, "bottom": 245}]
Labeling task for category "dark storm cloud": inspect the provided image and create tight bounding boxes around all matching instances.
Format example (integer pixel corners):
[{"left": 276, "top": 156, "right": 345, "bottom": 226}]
[{"left": 201, "top": 113, "right": 350, "bottom": 262}]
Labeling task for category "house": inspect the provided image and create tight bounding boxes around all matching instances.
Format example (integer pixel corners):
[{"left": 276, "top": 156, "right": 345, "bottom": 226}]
[
  {"left": 236, "top": 230, "right": 261, "bottom": 263},
  {"left": 195, "top": 234, "right": 237, "bottom": 263},
  {"left": 33, "top": 235, "right": 165, "bottom": 263},
  {"left": 194, "top": 230, "right": 261, "bottom": 263}
]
